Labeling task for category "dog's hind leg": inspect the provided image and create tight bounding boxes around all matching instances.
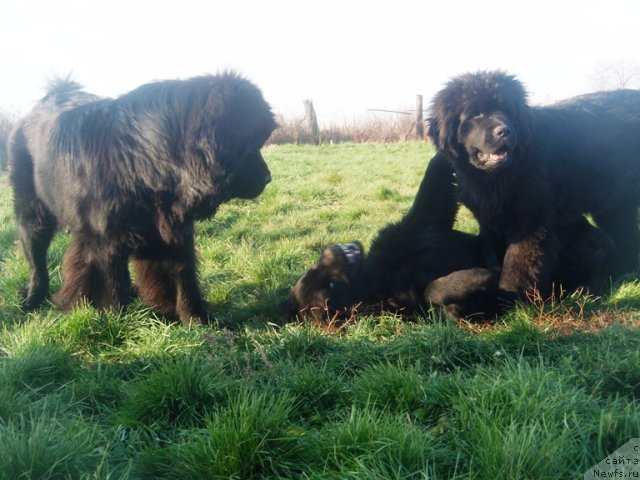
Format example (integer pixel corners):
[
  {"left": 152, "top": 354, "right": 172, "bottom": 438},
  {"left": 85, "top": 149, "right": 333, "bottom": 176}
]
[
  {"left": 9, "top": 125, "right": 58, "bottom": 310},
  {"left": 15, "top": 204, "right": 57, "bottom": 309}
]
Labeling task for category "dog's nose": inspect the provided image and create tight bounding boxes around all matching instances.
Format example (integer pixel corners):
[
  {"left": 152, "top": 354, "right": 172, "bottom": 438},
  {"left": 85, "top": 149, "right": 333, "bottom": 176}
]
[
  {"left": 493, "top": 125, "right": 511, "bottom": 139},
  {"left": 264, "top": 173, "right": 272, "bottom": 184}
]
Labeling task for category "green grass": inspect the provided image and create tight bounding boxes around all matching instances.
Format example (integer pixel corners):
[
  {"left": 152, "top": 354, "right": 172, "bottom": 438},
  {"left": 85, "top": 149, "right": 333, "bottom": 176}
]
[{"left": 0, "top": 142, "right": 639, "bottom": 479}]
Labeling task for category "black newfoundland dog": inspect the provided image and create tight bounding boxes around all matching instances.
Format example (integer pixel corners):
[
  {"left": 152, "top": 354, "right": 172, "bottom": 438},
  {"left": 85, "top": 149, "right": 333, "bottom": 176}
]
[
  {"left": 9, "top": 72, "right": 276, "bottom": 324},
  {"left": 286, "top": 213, "right": 613, "bottom": 322},
  {"left": 285, "top": 231, "right": 498, "bottom": 322},
  {"left": 417, "top": 71, "right": 640, "bottom": 298}
]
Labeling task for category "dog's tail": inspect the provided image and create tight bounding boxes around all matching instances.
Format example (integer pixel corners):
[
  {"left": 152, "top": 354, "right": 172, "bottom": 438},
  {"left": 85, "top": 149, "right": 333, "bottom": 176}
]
[{"left": 44, "top": 76, "right": 83, "bottom": 99}]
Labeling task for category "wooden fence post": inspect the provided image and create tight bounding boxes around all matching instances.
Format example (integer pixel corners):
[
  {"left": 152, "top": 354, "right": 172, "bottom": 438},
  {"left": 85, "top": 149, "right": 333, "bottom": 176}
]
[
  {"left": 303, "top": 99, "right": 319, "bottom": 145},
  {"left": 415, "top": 94, "right": 424, "bottom": 139}
]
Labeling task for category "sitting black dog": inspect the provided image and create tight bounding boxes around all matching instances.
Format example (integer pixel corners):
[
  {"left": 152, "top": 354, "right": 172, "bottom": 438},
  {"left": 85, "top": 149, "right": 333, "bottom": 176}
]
[
  {"left": 424, "top": 71, "right": 640, "bottom": 299},
  {"left": 286, "top": 216, "right": 614, "bottom": 322}
]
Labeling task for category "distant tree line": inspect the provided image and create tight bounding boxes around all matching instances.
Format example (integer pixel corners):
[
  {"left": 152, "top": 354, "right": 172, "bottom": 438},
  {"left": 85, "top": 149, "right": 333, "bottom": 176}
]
[{"left": 590, "top": 60, "right": 640, "bottom": 91}]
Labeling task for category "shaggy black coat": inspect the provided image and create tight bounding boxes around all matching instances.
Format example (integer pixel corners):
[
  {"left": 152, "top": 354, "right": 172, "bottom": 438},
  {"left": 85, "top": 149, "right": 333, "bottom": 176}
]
[
  {"left": 285, "top": 230, "right": 499, "bottom": 322},
  {"left": 286, "top": 212, "right": 613, "bottom": 322},
  {"left": 422, "top": 71, "right": 640, "bottom": 297},
  {"left": 9, "top": 72, "right": 276, "bottom": 324}
]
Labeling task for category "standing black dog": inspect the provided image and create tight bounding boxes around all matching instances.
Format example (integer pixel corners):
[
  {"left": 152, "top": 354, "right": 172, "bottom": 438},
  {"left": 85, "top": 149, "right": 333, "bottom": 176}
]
[
  {"left": 9, "top": 72, "right": 276, "bottom": 324},
  {"left": 420, "top": 71, "right": 640, "bottom": 298}
]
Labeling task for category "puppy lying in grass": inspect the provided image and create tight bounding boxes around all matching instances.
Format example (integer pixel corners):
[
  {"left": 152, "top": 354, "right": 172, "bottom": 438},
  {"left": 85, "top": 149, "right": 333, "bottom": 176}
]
[
  {"left": 285, "top": 217, "right": 614, "bottom": 323},
  {"left": 285, "top": 230, "right": 499, "bottom": 323}
]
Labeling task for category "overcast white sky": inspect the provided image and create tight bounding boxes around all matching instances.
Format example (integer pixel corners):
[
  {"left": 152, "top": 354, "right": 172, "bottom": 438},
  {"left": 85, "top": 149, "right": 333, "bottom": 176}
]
[{"left": 1, "top": 0, "right": 639, "bottom": 124}]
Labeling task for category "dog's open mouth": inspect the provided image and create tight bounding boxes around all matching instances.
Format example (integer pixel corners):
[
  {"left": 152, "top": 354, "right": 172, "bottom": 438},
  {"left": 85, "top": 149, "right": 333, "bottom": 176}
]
[
  {"left": 339, "top": 242, "right": 363, "bottom": 264},
  {"left": 477, "top": 146, "right": 510, "bottom": 168}
]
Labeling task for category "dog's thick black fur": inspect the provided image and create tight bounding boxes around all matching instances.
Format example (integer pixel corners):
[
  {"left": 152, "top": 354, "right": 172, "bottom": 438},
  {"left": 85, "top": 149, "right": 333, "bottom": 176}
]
[
  {"left": 287, "top": 213, "right": 614, "bottom": 323},
  {"left": 366, "top": 223, "right": 498, "bottom": 318},
  {"left": 286, "top": 230, "right": 499, "bottom": 322},
  {"left": 9, "top": 72, "right": 276, "bottom": 324},
  {"left": 421, "top": 71, "right": 640, "bottom": 297}
]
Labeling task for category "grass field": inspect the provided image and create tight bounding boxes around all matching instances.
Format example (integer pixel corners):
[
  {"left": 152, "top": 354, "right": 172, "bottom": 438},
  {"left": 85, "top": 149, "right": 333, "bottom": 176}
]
[{"left": 0, "top": 142, "right": 639, "bottom": 479}]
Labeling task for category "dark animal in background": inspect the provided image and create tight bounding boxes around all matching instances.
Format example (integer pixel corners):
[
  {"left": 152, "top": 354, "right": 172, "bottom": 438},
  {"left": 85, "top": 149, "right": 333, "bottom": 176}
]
[
  {"left": 8, "top": 72, "right": 276, "bottom": 324},
  {"left": 423, "top": 70, "right": 640, "bottom": 298}
]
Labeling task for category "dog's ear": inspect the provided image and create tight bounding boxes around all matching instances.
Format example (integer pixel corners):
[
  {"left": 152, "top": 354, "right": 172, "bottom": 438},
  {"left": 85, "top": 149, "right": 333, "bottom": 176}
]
[
  {"left": 427, "top": 101, "right": 463, "bottom": 159},
  {"left": 427, "top": 114, "right": 444, "bottom": 150},
  {"left": 427, "top": 114, "right": 443, "bottom": 151}
]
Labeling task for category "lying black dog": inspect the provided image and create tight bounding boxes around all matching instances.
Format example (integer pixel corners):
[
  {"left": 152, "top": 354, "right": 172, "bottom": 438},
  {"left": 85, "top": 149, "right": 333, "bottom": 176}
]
[
  {"left": 285, "top": 233, "right": 499, "bottom": 322},
  {"left": 286, "top": 216, "right": 614, "bottom": 322}
]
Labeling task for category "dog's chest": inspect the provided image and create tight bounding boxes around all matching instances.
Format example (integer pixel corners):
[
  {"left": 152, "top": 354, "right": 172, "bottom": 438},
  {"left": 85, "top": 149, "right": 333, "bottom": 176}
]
[{"left": 458, "top": 179, "right": 514, "bottom": 228}]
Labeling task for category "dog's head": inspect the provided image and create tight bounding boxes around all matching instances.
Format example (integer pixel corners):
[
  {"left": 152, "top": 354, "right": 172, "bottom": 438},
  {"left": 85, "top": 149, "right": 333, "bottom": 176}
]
[
  {"left": 188, "top": 72, "right": 278, "bottom": 200},
  {"left": 428, "top": 70, "right": 532, "bottom": 172},
  {"left": 285, "top": 241, "right": 370, "bottom": 321}
]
